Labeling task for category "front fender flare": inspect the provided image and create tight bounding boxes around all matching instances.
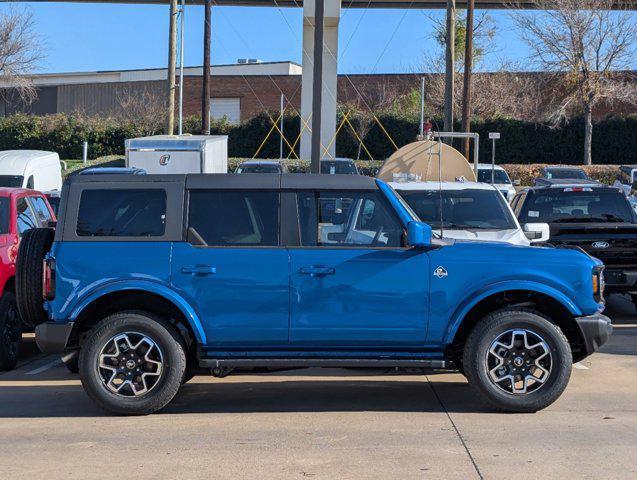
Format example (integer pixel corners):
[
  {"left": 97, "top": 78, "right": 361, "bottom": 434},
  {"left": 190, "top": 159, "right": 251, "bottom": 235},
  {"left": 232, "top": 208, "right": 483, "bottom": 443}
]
[
  {"left": 443, "top": 280, "right": 582, "bottom": 345},
  {"left": 68, "top": 280, "right": 206, "bottom": 344}
]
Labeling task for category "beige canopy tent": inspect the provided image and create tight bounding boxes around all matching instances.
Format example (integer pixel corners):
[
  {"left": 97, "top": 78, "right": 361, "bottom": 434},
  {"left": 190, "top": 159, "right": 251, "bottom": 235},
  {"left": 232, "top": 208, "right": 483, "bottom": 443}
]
[{"left": 376, "top": 140, "right": 476, "bottom": 183}]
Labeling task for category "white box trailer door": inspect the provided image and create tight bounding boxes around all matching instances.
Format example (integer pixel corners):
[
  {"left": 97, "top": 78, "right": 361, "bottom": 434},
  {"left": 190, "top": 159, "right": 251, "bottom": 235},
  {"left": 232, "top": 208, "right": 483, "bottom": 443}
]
[{"left": 128, "top": 150, "right": 202, "bottom": 175}]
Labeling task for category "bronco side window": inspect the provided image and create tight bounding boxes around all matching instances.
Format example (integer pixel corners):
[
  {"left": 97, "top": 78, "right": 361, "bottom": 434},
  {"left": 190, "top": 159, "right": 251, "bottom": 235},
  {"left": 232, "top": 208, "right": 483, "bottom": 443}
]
[
  {"left": 76, "top": 189, "right": 166, "bottom": 237},
  {"left": 295, "top": 190, "right": 404, "bottom": 248},
  {"left": 187, "top": 190, "right": 279, "bottom": 247}
]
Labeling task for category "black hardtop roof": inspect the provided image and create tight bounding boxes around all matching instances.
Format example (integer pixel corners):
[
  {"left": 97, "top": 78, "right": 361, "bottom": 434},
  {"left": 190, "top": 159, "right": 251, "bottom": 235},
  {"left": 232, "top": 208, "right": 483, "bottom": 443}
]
[{"left": 66, "top": 173, "right": 378, "bottom": 190}]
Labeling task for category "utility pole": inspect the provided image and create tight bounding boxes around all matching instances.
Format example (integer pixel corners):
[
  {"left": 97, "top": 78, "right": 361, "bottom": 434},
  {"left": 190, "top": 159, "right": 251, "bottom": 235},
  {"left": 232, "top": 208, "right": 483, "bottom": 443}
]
[
  {"left": 461, "top": 0, "right": 475, "bottom": 157},
  {"left": 166, "top": 0, "right": 178, "bottom": 135},
  {"left": 443, "top": 0, "right": 456, "bottom": 140},
  {"left": 202, "top": 0, "right": 212, "bottom": 134},
  {"left": 310, "top": 0, "right": 325, "bottom": 174},
  {"left": 178, "top": 0, "right": 185, "bottom": 135}
]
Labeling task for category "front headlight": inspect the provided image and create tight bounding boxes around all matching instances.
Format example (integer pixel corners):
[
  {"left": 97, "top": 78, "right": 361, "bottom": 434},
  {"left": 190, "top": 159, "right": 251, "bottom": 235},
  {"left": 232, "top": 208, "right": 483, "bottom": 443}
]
[{"left": 593, "top": 266, "right": 605, "bottom": 303}]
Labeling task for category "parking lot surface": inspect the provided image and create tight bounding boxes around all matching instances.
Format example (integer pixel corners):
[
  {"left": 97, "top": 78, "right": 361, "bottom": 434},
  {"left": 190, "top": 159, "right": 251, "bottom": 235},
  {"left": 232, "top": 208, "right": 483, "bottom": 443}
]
[{"left": 0, "top": 296, "right": 635, "bottom": 480}]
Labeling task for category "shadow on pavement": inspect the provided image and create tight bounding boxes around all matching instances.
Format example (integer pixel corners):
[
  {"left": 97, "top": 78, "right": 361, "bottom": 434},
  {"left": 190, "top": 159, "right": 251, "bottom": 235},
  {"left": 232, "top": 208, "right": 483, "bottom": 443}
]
[
  {"left": 0, "top": 377, "right": 494, "bottom": 418},
  {"left": 600, "top": 294, "right": 637, "bottom": 356}
]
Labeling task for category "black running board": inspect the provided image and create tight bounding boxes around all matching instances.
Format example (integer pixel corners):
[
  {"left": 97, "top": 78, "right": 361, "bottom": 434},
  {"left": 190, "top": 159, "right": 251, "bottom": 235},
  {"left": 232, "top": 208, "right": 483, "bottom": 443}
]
[{"left": 200, "top": 358, "right": 448, "bottom": 369}]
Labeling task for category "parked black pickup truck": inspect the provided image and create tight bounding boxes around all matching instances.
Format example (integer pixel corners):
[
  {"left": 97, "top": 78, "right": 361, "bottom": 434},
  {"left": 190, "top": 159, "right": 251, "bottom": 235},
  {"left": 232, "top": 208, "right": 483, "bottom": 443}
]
[{"left": 512, "top": 183, "right": 637, "bottom": 305}]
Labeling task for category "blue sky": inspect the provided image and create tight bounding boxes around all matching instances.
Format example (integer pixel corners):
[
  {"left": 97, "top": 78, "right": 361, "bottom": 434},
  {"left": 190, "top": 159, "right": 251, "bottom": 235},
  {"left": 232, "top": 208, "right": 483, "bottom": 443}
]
[{"left": 4, "top": 3, "right": 533, "bottom": 74}]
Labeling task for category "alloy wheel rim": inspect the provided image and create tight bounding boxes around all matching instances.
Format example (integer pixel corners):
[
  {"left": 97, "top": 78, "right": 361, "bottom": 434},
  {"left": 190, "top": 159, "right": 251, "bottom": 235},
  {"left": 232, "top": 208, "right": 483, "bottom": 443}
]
[
  {"left": 97, "top": 332, "right": 164, "bottom": 397},
  {"left": 486, "top": 328, "right": 552, "bottom": 395}
]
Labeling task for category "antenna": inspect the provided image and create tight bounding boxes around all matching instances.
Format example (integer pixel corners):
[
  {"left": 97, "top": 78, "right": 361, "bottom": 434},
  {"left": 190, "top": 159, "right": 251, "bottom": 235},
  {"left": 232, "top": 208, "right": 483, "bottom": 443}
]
[{"left": 437, "top": 135, "right": 444, "bottom": 238}]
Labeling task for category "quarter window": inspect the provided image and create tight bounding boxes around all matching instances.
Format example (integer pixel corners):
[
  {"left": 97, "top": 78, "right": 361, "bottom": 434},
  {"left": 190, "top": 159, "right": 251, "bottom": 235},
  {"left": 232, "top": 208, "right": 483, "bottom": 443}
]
[
  {"left": 188, "top": 190, "right": 279, "bottom": 247},
  {"left": 16, "top": 198, "right": 38, "bottom": 235},
  {"left": 29, "top": 197, "right": 53, "bottom": 224},
  {"left": 296, "top": 191, "right": 404, "bottom": 247},
  {"left": 76, "top": 189, "right": 166, "bottom": 237}
]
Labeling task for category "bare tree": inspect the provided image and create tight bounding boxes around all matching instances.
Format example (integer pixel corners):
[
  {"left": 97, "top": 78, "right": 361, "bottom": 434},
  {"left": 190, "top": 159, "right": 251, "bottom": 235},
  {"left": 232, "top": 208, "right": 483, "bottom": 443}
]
[
  {"left": 422, "top": 58, "right": 546, "bottom": 122},
  {"left": 116, "top": 86, "right": 167, "bottom": 136},
  {"left": 510, "top": 0, "right": 637, "bottom": 164},
  {"left": 339, "top": 79, "right": 399, "bottom": 160},
  {"left": 0, "top": 9, "right": 42, "bottom": 104}
]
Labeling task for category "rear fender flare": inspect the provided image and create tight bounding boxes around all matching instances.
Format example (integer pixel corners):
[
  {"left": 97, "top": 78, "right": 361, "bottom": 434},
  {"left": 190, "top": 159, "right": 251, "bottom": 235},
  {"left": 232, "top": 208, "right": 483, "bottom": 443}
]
[{"left": 68, "top": 280, "right": 206, "bottom": 344}]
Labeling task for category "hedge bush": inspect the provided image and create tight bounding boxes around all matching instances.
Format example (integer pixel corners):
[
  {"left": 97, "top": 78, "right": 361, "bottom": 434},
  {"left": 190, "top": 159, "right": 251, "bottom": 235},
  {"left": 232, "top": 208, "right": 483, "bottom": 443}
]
[{"left": 1, "top": 112, "right": 636, "bottom": 165}]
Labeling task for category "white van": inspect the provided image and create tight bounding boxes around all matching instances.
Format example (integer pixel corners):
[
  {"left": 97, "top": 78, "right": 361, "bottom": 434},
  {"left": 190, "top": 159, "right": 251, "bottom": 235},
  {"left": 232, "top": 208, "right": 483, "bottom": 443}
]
[{"left": 0, "top": 150, "right": 63, "bottom": 191}]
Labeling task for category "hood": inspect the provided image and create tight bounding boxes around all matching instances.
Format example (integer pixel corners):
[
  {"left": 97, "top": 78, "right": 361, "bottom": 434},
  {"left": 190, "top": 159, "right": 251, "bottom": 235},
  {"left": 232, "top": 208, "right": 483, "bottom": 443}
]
[{"left": 437, "top": 228, "right": 528, "bottom": 246}]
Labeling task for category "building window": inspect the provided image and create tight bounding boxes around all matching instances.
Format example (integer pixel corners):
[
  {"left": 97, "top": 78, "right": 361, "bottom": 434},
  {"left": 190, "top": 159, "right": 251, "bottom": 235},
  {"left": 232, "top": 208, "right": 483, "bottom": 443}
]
[{"left": 210, "top": 97, "right": 241, "bottom": 124}]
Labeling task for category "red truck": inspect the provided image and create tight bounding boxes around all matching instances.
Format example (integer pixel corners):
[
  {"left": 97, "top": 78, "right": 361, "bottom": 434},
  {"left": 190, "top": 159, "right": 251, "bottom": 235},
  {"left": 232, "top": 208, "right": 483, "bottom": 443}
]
[{"left": 0, "top": 188, "right": 55, "bottom": 370}]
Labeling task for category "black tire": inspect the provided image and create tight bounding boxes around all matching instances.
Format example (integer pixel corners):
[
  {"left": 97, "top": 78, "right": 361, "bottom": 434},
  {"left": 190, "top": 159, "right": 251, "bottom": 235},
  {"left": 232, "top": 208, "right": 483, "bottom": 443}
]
[
  {"left": 62, "top": 351, "right": 79, "bottom": 374},
  {"left": 0, "top": 292, "right": 21, "bottom": 371},
  {"left": 79, "top": 311, "right": 186, "bottom": 415},
  {"left": 463, "top": 308, "right": 572, "bottom": 413},
  {"left": 16, "top": 228, "right": 54, "bottom": 328}
]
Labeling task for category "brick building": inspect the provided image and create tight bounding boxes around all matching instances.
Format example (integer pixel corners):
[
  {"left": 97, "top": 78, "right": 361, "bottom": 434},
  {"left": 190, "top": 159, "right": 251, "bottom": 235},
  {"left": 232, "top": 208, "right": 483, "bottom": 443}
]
[{"left": 1, "top": 61, "right": 635, "bottom": 122}]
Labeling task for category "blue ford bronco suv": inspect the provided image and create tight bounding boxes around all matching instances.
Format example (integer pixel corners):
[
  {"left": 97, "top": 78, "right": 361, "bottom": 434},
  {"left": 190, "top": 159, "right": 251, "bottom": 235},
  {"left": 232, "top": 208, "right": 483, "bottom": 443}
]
[{"left": 16, "top": 173, "right": 611, "bottom": 415}]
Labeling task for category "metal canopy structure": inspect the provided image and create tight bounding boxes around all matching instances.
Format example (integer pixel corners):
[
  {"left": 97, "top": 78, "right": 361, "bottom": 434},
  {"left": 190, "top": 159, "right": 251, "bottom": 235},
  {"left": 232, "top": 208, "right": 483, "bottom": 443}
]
[{"left": 16, "top": 0, "right": 597, "bottom": 8}]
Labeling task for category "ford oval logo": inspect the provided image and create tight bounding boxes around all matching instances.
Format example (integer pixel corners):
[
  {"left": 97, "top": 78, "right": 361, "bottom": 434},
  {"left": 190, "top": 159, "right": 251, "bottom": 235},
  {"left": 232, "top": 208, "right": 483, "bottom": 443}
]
[
  {"left": 159, "top": 154, "right": 171, "bottom": 166},
  {"left": 591, "top": 241, "right": 610, "bottom": 249}
]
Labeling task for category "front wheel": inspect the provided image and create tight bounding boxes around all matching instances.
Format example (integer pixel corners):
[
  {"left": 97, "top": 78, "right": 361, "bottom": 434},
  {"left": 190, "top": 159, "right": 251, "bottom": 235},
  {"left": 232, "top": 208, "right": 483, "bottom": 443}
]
[
  {"left": 463, "top": 309, "right": 572, "bottom": 413},
  {"left": 79, "top": 312, "right": 186, "bottom": 415}
]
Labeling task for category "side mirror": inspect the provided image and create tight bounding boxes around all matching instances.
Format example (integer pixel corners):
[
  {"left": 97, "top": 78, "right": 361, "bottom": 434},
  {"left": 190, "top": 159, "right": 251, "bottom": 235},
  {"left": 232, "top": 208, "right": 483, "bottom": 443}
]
[
  {"left": 523, "top": 223, "right": 550, "bottom": 243},
  {"left": 407, "top": 221, "right": 432, "bottom": 248},
  {"left": 513, "top": 179, "right": 521, "bottom": 186}
]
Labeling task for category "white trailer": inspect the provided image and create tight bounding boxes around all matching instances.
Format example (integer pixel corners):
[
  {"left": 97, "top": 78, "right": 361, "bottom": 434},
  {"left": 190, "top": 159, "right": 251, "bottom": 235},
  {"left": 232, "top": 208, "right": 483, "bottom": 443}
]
[{"left": 125, "top": 135, "right": 228, "bottom": 175}]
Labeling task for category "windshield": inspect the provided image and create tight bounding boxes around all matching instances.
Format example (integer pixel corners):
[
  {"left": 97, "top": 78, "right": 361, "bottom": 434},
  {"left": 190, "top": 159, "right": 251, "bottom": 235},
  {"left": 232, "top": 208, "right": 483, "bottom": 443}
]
[
  {"left": 236, "top": 164, "right": 282, "bottom": 174},
  {"left": 0, "top": 175, "right": 24, "bottom": 188},
  {"left": 545, "top": 168, "right": 588, "bottom": 180},
  {"left": 478, "top": 169, "right": 511, "bottom": 185},
  {"left": 399, "top": 188, "right": 518, "bottom": 230},
  {"left": 320, "top": 161, "right": 357, "bottom": 174},
  {"left": 520, "top": 189, "right": 635, "bottom": 223}
]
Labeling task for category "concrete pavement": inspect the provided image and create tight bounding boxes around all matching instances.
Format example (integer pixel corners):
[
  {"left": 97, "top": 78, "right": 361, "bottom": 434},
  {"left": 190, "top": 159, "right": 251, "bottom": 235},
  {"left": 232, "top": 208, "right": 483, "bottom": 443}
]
[{"left": 0, "top": 296, "right": 635, "bottom": 479}]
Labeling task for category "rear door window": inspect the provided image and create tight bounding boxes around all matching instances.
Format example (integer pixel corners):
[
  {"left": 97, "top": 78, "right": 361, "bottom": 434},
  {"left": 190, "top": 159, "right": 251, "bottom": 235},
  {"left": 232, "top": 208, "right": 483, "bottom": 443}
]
[
  {"left": 16, "top": 197, "right": 38, "bottom": 235},
  {"left": 187, "top": 190, "right": 279, "bottom": 246},
  {"left": 76, "top": 189, "right": 166, "bottom": 237}
]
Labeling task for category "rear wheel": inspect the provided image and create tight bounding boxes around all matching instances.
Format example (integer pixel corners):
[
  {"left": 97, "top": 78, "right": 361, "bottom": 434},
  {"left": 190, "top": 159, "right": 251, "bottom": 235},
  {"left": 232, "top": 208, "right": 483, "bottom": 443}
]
[
  {"left": 79, "top": 311, "right": 186, "bottom": 415},
  {"left": 463, "top": 308, "right": 572, "bottom": 413},
  {"left": 0, "top": 292, "right": 21, "bottom": 371}
]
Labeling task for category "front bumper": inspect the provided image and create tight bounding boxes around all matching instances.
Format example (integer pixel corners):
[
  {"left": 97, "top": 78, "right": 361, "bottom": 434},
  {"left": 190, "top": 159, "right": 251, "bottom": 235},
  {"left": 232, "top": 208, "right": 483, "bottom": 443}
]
[
  {"left": 575, "top": 313, "right": 612, "bottom": 356},
  {"left": 35, "top": 322, "right": 74, "bottom": 354}
]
